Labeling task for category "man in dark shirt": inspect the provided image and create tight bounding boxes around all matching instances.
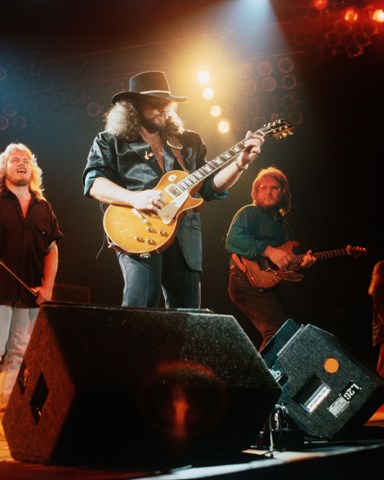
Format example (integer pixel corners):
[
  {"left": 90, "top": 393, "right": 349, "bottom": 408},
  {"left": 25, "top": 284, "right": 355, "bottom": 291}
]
[
  {"left": 83, "top": 70, "right": 264, "bottom": 309},
  {"left": 0, "top": 143, "right": 63, "bottom": 412},
  {"left": 225, "top": 166, "right": 316, "bottom": 351}
]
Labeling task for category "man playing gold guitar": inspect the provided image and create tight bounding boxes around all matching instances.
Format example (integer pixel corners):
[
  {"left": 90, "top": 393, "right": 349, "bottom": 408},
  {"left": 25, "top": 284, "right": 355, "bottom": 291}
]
[
  {"left": 82, "top": 71, "right": 264, "bottom": 309},
  {"left": 225, "top": 167, "right": 317, "bottom": 351}
]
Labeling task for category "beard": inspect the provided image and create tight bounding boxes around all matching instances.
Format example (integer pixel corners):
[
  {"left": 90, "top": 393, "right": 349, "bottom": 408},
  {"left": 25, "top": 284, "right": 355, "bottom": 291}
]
[{"left": 140, "top": 115, "right": 166, "bottom": 133}]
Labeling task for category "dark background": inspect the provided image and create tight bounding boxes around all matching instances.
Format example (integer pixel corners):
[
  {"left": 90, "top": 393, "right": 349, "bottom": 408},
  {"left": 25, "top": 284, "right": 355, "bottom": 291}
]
[{"left": 1, "top": 0, "right": 382, "bottom": 363}]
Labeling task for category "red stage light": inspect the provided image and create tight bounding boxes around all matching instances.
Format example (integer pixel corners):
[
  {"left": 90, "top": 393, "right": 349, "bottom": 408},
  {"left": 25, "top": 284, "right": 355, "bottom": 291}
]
[
  {"left": 372, "top": 8, "right": 384, "bottom": 23},
  {"left": 312, "top": 0, "right": 329, "bottom": 11},
  {"left": 344, "top": 8, "right": 359, "bottom": 23}
]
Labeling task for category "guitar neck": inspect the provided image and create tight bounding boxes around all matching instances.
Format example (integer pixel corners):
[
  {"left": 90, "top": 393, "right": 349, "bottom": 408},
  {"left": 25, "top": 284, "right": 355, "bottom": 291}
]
[
  {"left": 291, "top": 248, "right": 350, "bottom": 266},
  {"left": 170, "top": 119, "right": 293, "bottom": 197},
  {"left": 174, "top": 137, "right": 250, "bottom": 195}
]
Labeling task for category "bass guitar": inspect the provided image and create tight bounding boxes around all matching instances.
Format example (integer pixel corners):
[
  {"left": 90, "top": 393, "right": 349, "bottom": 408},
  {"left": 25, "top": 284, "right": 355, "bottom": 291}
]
[
  {"left": 103, "top": 118, "right": 294, "bottom": 257},
  {"left": 233, "top": 242, "right": 368, "bottom": 289}
]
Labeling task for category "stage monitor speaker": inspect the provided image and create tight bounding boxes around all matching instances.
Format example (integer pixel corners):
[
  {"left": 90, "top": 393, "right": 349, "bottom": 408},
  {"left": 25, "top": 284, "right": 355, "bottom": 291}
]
[
  {"left": 262, "top": 321, "right": 384, "bottom": 439},
  {"left": 2, "top": 302, "right": 281, "bottom": 468}
]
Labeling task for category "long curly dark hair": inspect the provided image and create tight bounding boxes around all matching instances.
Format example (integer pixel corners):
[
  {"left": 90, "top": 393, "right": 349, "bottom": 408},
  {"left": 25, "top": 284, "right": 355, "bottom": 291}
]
[{"left": 104, "top": 99, "right": 185, "bottom": 142}]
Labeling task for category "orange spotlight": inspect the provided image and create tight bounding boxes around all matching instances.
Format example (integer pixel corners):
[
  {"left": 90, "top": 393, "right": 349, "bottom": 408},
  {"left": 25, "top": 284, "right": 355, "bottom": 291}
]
[
  {"left": 372, "top": 8, "right": 384, "bottom": 23},
  {"left": 312, "top": 0, "right": 328, "bottom": 11},
  {"left": 344, "top": 8, "right": 359, "bottom": 23}
]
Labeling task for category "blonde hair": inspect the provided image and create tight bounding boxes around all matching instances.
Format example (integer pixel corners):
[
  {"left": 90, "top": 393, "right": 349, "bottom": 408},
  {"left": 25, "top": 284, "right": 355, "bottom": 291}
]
[
  {"left": 251, "top": 166, "right": 291, "bottom": 215},
  {"left": 0, "top": 143, "right": 45, "bottom": 200},
  {"left": 368, "top": 260, "right": 384, "bottom": 296}
]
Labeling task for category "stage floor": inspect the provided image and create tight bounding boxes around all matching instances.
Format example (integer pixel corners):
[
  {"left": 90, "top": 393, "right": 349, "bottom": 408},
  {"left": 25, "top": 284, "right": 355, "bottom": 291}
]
[{"left": 1, "top": 408, "right": 384, "bottom": 479}]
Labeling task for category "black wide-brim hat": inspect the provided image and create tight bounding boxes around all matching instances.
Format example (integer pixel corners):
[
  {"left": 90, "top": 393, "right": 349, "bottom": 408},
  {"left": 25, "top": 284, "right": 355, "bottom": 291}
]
[{"left": 112, "top": 71, "right": 188, "bottom": 104}]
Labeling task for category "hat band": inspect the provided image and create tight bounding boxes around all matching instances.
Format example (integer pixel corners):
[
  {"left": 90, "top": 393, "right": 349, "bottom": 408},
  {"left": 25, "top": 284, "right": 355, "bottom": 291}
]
[{"left": 140, "top": 89, "right": 171, "bottom": 95}]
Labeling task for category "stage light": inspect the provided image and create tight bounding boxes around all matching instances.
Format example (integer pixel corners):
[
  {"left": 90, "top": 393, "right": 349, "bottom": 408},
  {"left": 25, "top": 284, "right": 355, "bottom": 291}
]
[
  {"left": 281, "top": 74, "right": 298, "bottom": 90},
  {"left": 202, "top": 87, "right": 214, "bottom": 100},
  {"left": 344, "top": 8, "right": 359, "bottom": 23},
  {"left": 278, "top": 57, "right": 294, "bottom": 74},
  {"left": 217, "top": 120, "right": 230, "bottom": 134},
  {"left": 324, "top": 30, "right": 342, "bottom": 48},
  {"left": 312, "top": 0, "right": 329, "bottom": 11},
  {"left": 197, "top": 71, "right": 210, "bottom": 84},
  {"left": 261, "top": 76, "right": 277, "bottom": 92},
  {"left": 3, "top": 103, "right": 17, "bottom": 117},
  {"left": 372, "top": 8, "right": 384, "bottom": 22},
  {"left": 12, "top": 116, "right": 27, "bottom": 129},
  {"left": 257, "top": 60, "right": 273, "bottom": 77},
  {"left": 86, "top": 102, "right": 102, "bottom": 118},
  {"left": 354, "top": 31, "right": 372, "bottom": 47},
  {"left": 210, "top": 105, "right": 221, "bottom": 117},
  {"left": 0, "top": 115, "right": 9, "bottom": 131},
  {"left": 346, "top": 40, "right": 364, "bottom": 57}
]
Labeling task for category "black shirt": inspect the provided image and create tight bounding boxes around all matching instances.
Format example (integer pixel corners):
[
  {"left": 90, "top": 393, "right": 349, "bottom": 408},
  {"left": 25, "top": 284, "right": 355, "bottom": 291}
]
[{"left": 0, "top": 187, "right": 63, "bottom": 307}]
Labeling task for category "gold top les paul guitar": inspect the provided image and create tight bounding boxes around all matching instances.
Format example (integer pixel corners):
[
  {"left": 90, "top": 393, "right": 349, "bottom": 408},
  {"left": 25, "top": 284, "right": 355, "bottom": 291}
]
[
  {"left": 233, "top": 242, "right": 368, "bottom": 289},
  {"left": 103, "top": 119, "right": 294, "bottom": 257}
]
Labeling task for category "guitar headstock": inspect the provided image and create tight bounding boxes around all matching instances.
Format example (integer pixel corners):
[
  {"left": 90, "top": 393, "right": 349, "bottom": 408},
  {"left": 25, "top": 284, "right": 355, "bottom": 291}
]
[
  {"left": 346, "top": 245, "right": 369, "bottom": 258},
  {"left": 258, "top": 118, "right": 295, "bottom": 140}
]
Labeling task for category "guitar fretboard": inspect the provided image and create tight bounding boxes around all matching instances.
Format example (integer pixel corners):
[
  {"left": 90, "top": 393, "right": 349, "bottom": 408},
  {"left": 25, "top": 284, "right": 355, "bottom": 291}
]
[
  {"left": 166, "top": 119, "right": 292, "bottom": 197},
  {"left": 290, "top": 247, "right": 367, "bottom": 266}
]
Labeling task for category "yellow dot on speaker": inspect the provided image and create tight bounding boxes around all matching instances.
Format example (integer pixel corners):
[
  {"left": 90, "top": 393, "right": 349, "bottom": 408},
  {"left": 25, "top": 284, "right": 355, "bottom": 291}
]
[{"left": 324, "top": 357, "right": 339, "bottom": 374}]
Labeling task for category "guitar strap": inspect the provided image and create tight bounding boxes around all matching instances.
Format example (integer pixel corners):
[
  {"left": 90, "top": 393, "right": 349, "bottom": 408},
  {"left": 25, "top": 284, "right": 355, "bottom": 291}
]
[{"left": 166, "top": 135, "right": 188, "bottom": 172}]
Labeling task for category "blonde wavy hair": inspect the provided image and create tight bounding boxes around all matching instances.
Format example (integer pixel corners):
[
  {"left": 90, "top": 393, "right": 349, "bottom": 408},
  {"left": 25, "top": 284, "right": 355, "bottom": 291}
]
[
  {"left": 251, "top": 166, "right": 291, "bottom": 215},
  {"left": 368, "top": 260, "right": 384, "bottom": 296},
  {"left": 0, "top": 143, "right": 45, "bottom": 200}
]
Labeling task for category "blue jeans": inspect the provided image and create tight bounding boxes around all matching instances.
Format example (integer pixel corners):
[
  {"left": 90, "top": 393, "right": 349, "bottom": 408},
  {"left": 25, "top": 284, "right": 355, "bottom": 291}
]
[
  {"left": 0, "top": 305, "right": 39, "bottom": 408},
  {"left": 117, "top": 240, "right": 201, "bottom": 309}
]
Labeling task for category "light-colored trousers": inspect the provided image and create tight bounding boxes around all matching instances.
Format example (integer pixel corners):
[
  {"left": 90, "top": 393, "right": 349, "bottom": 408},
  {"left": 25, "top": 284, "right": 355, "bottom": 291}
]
[{"left": 0, "top": 305, "right": 39, "bottom": 408}]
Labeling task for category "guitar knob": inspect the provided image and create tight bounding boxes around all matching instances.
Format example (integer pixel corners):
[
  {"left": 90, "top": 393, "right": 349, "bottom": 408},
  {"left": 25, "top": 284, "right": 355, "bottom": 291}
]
[
  {"left": 146, "top": 238, "right": 156, "bottom": 245},
  {"left": 158, "top": 230, "right": 168, "bottom": 237},
  {"left": 134, "top": 236, "right": 145, "bottom": 243},
  {"left": 146, "top": 226, "right": 156, "bottom": 233}
]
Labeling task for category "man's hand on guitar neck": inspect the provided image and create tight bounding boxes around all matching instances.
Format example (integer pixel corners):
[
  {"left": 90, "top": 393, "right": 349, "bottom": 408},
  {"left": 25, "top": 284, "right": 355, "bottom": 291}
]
[
  {"left": 300, "top": 250, "right": 317, "bottom": 269},
  {"left": 263, "top": 243, "right": 316, "bottom": 271}
]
